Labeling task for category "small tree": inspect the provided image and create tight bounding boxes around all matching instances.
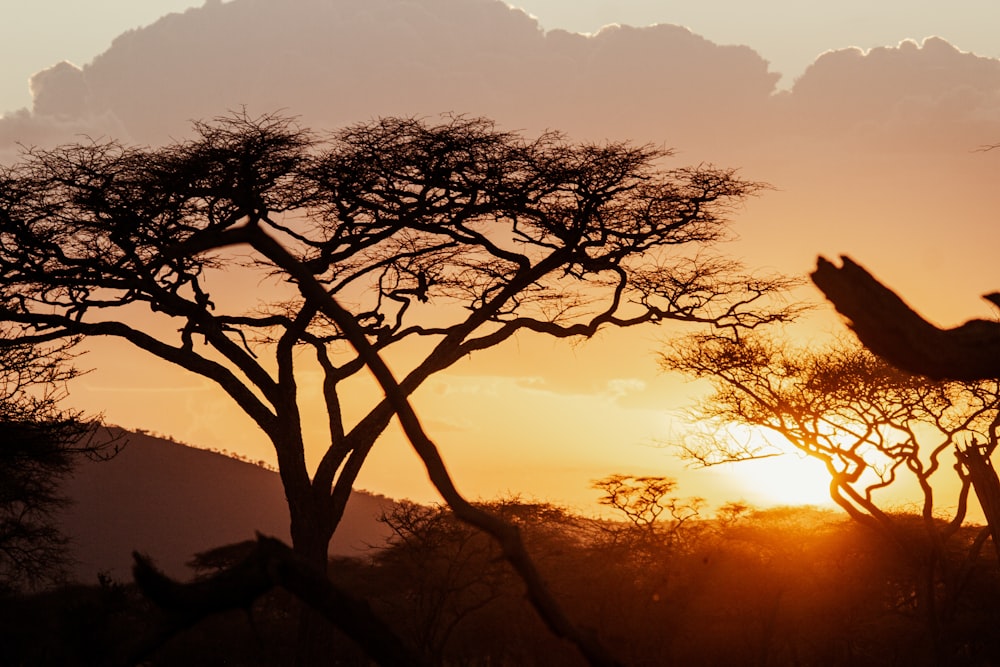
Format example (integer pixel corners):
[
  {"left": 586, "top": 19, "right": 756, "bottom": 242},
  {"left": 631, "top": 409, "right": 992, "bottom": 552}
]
[
  {"left": 812, "top": 255, "right": 1000, "bottom": 556},
  {"left": 592, "top": 474, "right": 703, "bottom": 546},
  {"left": 661, "top": 331, "right": 1000, "bottom": 660},
  {"left": 0, "top": 111, "right": 794, "bottom": 662},
  {"left": 373, "top": 499, "right": 586, "bottom": 665},
  {"left": 375, "top": 500, "right": 508, "bottom": 663},
  {"left": 587, "top": 474, "right": 706, "bottom": 662},
  {"left": 0, "top": 333, "right": 112, "bottom": 592}
]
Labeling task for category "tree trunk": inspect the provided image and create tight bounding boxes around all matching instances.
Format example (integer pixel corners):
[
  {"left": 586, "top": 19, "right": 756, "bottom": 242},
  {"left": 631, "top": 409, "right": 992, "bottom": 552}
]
[
  {"left": 295, "top": 604, "right": 338, "bottom": 667},
  {"left": 287, "top": 485, "right": 338, "bottom": 667},
  {"left": 958, "top": 442, "right": 1000, "bottom": 563}
]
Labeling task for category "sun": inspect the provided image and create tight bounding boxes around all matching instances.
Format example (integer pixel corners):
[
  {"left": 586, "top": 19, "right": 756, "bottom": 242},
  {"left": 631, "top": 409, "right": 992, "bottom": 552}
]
[
  {"left": 695, "top": 424, "right": 837, "bottom": 508},
  {"left": 717, "top": 453, "right": 836, "bottom": 508}
]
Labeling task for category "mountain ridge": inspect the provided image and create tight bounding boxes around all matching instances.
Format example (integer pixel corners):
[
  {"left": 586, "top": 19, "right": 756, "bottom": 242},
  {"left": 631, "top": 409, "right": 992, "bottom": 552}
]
[{"left": 58, "top": 428, "right": 394, "bottom": 583}]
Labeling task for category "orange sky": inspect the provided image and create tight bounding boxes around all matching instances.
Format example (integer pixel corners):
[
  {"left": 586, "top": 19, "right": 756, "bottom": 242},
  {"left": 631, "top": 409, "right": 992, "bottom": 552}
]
[{"left": 5, "top": 0, "right": 1000, "bottom": 517}]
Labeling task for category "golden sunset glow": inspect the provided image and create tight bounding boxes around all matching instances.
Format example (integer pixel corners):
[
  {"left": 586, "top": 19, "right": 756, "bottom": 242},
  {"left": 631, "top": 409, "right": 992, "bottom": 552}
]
[
  {"left": 5, "top": 0, "right": 1000, "bottom": 522},
  {"left": 8, "top": 4, "right": 1000, "bottom": 666}
]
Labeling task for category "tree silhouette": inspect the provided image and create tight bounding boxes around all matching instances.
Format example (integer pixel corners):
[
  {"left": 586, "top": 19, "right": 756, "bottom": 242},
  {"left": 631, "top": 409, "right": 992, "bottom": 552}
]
[
  {"left": 371, "top": 498, "right": 588, "bottom": 664},
  {"left": 662, "top": 332, "right": 1000, "bottom": 659},
  {"left": 0, "top": 332, "right": 114, "bottom": 592},
  {"left": 811, "top": 255, "right": 1000, "bottom": 381},
  {"left": 593, "top": 474, "right": 702, "bottom": 534},
  {"left": 375, "top": 501, "right": 508, "bottom": 663},
  {"left": 0, "top": 111, "right": 794, "bottom": 663}
]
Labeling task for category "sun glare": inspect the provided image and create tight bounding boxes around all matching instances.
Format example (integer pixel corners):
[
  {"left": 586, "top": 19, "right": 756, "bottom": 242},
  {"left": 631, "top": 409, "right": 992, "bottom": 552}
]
[
  {"left": 719, "top": 453, "right": 836, "bottom": 508},
  {"left": 697, "top": 424, "right": 836, "bottom": 508}
]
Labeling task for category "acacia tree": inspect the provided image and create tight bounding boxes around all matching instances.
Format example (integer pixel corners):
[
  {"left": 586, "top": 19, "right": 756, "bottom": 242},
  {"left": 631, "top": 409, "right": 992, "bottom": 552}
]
[
  {"left": 0, "top": 333, "right": 111, "bottom": 592},
  {"left": 372, "top": 499, "right": 587, "bottom": 664},
  {"left": 593, "top": 474, "right": 702, "bottom": 536},
  {"left": 0, "top": 112, "right": 792, "bottom": 660},
  {"left": 375, "top": 500, "right": 510, "bottom": 663},
  {"left": 811, "top": 257, "right": 1000, "bottom": 552},
  {"left": 661, "top": 332, "right": 1000, "bottom": 659},
  {"left": 591, "top": 473, "right": 704, "bottom": 569},
  {"left": 587, "top": 474, "right": 707, "bottom": 662}
]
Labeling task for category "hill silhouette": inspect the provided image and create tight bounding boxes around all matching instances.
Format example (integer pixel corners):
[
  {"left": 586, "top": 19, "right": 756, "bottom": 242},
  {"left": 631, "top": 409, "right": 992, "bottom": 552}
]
[{"left": 58, "top": 428, "right": 394, "bottom": 583}]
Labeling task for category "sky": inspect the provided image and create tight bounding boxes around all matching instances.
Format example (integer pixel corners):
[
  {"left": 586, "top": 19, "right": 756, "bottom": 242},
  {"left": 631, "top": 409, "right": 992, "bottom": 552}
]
[{"left": 5, "top": 0, "right": 1000, "bottom": 516}]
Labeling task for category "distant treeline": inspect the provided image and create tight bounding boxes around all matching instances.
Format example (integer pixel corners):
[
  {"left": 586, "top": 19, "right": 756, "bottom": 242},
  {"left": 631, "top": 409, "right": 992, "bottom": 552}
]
[
  {"left": 3, "top": 500, "right": 999, "bottom": 666},
  {"left": 131, "top": 427, "right": 277, "bottom": 472}
]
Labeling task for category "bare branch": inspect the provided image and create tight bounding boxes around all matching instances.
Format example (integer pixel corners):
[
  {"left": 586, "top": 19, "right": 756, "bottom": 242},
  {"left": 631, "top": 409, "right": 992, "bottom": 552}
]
[{"left": 811, "top": 255, "right": 1000, "bottom": 381}]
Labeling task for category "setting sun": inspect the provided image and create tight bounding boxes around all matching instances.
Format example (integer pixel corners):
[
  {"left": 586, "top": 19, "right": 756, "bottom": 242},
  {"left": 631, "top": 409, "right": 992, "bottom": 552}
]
[{"left": 719, "top": 454, "right": 836, "bottom": 507}]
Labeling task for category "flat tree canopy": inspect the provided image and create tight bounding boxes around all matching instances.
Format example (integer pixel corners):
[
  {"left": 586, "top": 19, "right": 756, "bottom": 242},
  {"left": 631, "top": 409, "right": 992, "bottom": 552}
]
[{"left": 0, "top": 111, "right": 793, "bottom": 662}]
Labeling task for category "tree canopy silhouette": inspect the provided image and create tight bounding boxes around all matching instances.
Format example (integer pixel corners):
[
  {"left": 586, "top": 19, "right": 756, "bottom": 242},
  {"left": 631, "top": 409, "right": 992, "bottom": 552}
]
[
  {"left": 662, "top": 331, "right": 1000, "bottom": 659},
  {"left": 664, "top": 333, "right": 1000, "bottom": 527},
  {"left": 0, "top": 111, "right": 794, "bottom": 662}
]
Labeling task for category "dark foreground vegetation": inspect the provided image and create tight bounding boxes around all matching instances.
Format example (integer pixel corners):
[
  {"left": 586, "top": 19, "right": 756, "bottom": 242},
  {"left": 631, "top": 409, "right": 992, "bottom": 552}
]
[{"left": 4, "top": 501, "right": 1000, "bottom": 667}]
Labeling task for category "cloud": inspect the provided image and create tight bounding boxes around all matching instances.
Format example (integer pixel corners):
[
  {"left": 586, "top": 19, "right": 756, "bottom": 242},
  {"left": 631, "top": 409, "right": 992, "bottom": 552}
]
[
  {"left": 511, "top": 375, "right": 648, "bottom": 402},
  {"left": 73, "top": 0, "right": 551, "bottom": 142},
  {"left": 0, "top": 61, "right": 127, "bottom": 163},
  {"left": 0, "top": 107, "right": 128, "bottom": 165},
  {"left": 4, "top": 4, "right": 998, "bottom": 294},
  {"left": 606, "top": 378, "right": 647, "bottom": 397},
  {"left": 14, "top": 0, "right": 992, "bottom": 165},
  {"left": 1, "top": 0, "right": 780, "bottom": 152},
  {"left": 784, "top": 37, "right": 1000, "bottom": 146},
  {"left": 29, "top": 61, "right": 90, "bottom": 118},
  {"left": 6, "top": 1, "right": 1000, "bottom": 157}
]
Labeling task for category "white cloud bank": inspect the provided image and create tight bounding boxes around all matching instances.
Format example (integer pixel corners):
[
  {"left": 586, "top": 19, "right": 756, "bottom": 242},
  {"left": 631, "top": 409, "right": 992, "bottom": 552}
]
[{"left": 3, "top": 1, "right": 998, "bottom": 156}]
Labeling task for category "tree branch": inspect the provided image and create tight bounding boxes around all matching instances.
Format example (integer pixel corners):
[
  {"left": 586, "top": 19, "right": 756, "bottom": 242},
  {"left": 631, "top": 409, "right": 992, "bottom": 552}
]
[{"left": 811, "top": 255, "right": 1000, "bottom": 381}]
